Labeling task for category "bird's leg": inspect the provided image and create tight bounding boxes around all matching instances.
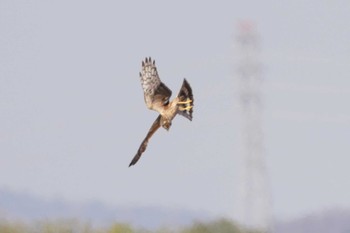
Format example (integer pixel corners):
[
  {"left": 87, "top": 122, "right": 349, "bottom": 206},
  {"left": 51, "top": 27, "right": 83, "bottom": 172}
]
[
  {"left": 177, "top": 99, "right": 192, "bottom": 104},
  {"left": 178, "top": 105, "right": 193, "bottom": 111}
]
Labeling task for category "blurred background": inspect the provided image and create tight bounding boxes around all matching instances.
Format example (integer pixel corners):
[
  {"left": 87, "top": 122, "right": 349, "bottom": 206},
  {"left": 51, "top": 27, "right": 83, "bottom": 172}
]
[{"left": 1, "top": 0, "right": 350, "bottom": 232}]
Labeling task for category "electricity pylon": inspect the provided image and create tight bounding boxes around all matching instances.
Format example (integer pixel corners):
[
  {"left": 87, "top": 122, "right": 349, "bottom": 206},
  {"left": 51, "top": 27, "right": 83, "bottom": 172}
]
[{"left": 234, "top": 21, "right": 273, "bottom": 233}]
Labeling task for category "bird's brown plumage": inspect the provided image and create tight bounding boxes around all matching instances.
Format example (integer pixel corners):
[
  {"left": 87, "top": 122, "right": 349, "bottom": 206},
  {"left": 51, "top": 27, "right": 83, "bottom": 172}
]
[
  {"left": 129, "top": 57, "right": 194, "bottom": 167},
  {"left": 129, "top": 115, "right": 161, "bottom": 167}
]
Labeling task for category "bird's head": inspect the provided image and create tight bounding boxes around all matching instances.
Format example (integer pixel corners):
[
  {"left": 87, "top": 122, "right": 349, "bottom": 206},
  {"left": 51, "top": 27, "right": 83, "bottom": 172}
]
[{"left": 161, "top": 117, "right": 172, "bottom": 131}]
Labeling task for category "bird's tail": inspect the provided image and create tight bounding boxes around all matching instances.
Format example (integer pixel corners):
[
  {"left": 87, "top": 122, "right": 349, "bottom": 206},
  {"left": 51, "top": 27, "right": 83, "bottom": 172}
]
[{"left": 177, "top": 79, "right": 194, "bottom": 121}]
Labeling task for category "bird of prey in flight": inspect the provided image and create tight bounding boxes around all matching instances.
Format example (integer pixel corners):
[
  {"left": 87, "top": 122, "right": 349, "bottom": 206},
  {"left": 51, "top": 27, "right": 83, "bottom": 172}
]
[{"left": 129, "top": 57, "right": 194, "bottom": 167}]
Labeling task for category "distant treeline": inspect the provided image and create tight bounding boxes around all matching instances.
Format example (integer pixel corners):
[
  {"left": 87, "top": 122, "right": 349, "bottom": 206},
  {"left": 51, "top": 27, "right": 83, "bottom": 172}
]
[{"left": 0, "top": 218, "right": 263, "bottom": 233}]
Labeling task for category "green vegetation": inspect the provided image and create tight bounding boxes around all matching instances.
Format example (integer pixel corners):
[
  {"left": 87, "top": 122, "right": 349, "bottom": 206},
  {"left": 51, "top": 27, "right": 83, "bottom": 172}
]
[{"left": 0, "top": 218, "right": 263, "bottom": 233}]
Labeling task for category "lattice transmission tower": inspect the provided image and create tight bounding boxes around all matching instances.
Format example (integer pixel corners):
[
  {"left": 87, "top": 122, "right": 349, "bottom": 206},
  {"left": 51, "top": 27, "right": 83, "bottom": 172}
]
[{"left": 233, "top": 21, "right": 272, "bottom": 232}]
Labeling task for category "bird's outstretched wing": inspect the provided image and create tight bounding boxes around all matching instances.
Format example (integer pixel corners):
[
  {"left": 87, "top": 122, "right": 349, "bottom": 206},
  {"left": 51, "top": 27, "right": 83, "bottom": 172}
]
[
  {"left": 129, "top": 115, "right": 161, "bottom": 167},
  {"left": 140, "top": 57, "right": 172, "bottom": 112}
]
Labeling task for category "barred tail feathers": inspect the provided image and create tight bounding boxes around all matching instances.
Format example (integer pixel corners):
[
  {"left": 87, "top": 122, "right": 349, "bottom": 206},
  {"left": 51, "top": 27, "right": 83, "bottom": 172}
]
[{"left": 177, "top": 79, "right": 194, "bottom": 121}]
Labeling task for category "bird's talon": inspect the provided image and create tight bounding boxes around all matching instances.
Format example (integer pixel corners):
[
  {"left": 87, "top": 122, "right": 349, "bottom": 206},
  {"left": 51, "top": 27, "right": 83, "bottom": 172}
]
[
  {"left": 178, "top": 99, "right": 193, "bottom": 104},
  {"left": 179, "top": 106, "right": 193, "bottom": 111}
]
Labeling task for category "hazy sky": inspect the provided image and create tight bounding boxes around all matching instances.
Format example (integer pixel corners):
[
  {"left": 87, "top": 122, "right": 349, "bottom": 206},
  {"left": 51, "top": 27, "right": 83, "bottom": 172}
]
[{"left": 1, "top": 0, "right": 350, "bottom": 223}]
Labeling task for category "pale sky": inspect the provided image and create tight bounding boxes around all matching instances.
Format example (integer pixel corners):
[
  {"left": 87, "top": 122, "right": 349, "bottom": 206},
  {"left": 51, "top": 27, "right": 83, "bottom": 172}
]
[{"left": 1, "top": 0, "right": 350, "bottom": 223}]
